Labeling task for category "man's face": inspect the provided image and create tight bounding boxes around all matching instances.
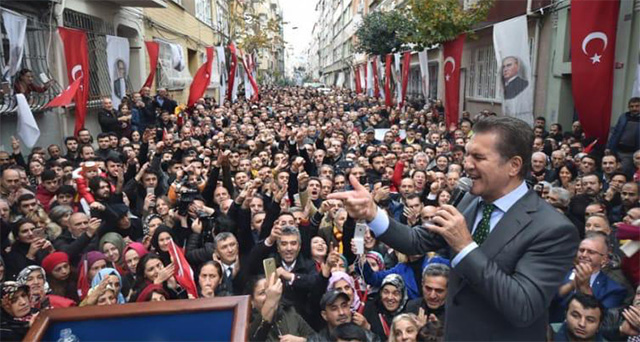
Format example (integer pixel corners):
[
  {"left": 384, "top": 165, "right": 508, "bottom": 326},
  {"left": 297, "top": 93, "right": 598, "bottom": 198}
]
[
  {"left": 0, "top": 152, "right": 11, "bottom": 166},
  {"left": 551, "top": 151, "right": 565, "bottom": 168},
  {"left": 43, "top": 178, "right": 59, "bottom": 193},
  {"left": 215, "top": 236, "right": 239, "bottom": 265},
  {"left": 423, "top": 275, "right": 447, "bottom": 309},
  {"left": 580, "top": 157, "right": 597, "bottom": 174},
  {"left": 399, "top": 179, "right": 415, "bottom": 199},
  {"left": 628, "top": 101, "right": 640, "bottom": 114},
  {"left": 78, "top": 131, "right": 91, "bottom": 144},
  {"left": 531, "top": 154, "right": 546, "bottom": 172},
  {"left": 581, "top": 175, "right": 601, "bottom": 197},
  {"left": 106, "top": 161, "right": 122, "bottom": 178},
  {"left": 502, "top": 57, "right": 519, "bottom": 80},
  {"left": 405, "top": 197, "right": 423, "bottom": 215},
  {"left": 621, "top": 183, "right": 639, "bottom": 209},
  {"left": 142, "top": 174, "right": 158, "bottom": 189},
  {"left": 371, "top": 156, "right": 385, "bottom": 173},
  {"left": 577, "top": 238, "right": 608, "bottom": 271},
  {"left": 601, "top": 156, "right": 617, "bottom": 175},
  {"left": 277, "top": 234, "right": 300, "bottom": 264},
  {"left": 48, "top": 145, "right": 61, "bottom": 159},
  {"left": 585, "top": 216, "right": 611, "bottom": 235},
  {"left": 96, "top": 181, "right": 111, "bottom": 200},
  {"left": 102, "top": 98, "right": 113, "bottom": 111},
  {"left": 464, "top": 132, "right": 518, "bottom": 203},
  {"left": 19, "top": 198, "right": 38, "bottom": 215},
  {"left": 81, "top": 146, "right": 95, "bottom": 160},
  {"left": 2, "top": 169, "right": 21, "bottom": 191},
  {"left": 321, "top": 297, "right": 351, "bottom": 328},
  {"left": 69, "top": 213, "right": 90, "bottom": 237},
  {"left": 566, "top": 300, "right": 601, "bottom": 341},
  {"left": 98, "top": 137, "right": 110, "bottom": 150}
]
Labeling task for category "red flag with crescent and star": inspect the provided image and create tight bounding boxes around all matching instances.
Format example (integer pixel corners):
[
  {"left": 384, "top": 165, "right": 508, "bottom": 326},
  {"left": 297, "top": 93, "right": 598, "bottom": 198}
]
[
  {"left": 58, "top": 27, "right": 90, "bottom": 136},
  {"left": 571, "top": 0, "right": 620, "bottom": 143},
  {"left": 443, "top": 34, "right": 465, "bottom": 129},
  {"left": 188, "top": 46, "right": 214, "bottom": 107}
]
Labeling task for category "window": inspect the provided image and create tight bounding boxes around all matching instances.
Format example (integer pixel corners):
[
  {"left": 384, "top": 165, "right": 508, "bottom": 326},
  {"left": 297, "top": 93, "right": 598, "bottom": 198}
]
[
  {"left": 428, "top": 62, "right": 438, "bottom": 100},
  {"left": 467, "top": 45, "right": 498, "bottom": 101},
  {"left": 196, "top": 0, "right": 213, "bottom": 26},
  {"left": 63, "top": 9, "right": 117, "bottom": 108},
  {"left": 156, "top": 39, "right": 193, "bottom": 90}
]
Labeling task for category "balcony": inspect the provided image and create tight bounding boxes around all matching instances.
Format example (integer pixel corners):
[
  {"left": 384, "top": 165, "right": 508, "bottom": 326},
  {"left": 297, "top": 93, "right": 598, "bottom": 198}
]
[{"left": 108, "top": 0, "right": 167, "bottom": 8}]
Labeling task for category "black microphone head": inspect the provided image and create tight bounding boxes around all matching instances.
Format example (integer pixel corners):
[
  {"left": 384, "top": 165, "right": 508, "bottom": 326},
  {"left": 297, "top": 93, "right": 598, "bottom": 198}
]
[{"left": 457, "top": 177, "right": 473, "bottom": 192}]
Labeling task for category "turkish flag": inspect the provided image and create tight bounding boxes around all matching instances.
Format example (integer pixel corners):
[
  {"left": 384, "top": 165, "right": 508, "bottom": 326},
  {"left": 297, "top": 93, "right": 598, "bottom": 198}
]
[
  {"left": 58, "top": 27, "right": 89, "bottom": 136},
  {"left": 400, "top": 51, "right": 411, "bottom": 109},
  {"left": 142, "top": 41, "right": 159, "bottom": 90},
  {"left": 241, "top": 51, "right": 259, "bottom": 101},
  {"left": 372, "top": 57, "right": 380, "bottom": 98},
  {"left": 443, "top": 34, "right": 466, "bottom": 129},
  {"left": 571, "top": 0, "right": 620, "bottom": 143},
  {"left": 227, "top": 42, "right": 238, "bottom": 102},
  {"left": 354, "top": 66, "right": 362, "bottom": 94},
  {"left": 385, "top": 54, "right": 392, "bottom": 108},
  {"left": 168, "top": 239, "right": 198, "bottom": 298},
  {"left": 188, "top": 46, "right": 214, "bottom": 107},
  {"left": 44, "top": 76, "right": 82, "bottom": 108}
]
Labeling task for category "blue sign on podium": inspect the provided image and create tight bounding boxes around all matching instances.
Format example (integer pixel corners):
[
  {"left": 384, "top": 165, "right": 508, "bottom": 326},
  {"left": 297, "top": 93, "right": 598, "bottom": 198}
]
[{"left": 24, "top": 296, "right": 251, "bottom": 342}]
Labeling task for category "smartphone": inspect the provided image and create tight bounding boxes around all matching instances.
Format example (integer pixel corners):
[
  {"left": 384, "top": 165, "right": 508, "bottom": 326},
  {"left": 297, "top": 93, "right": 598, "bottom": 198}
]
[
  {"left": 381, "top": 179, "right": 391, "bottom": 187},
  {"left": 358, "top": 175, "right": 368, "bottom": 185},
  {"left": 147, "top": 187, "right": 155, "bottom": 208},
  {"left": 263, "top": 258, "right": 276, "bottom": 280},
  {"left": 354, "top": 222, "right": 367, "bottom": 255}
]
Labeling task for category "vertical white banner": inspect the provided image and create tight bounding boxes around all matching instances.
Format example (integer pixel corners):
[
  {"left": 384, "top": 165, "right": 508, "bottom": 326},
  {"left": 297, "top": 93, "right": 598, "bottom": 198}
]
[
  {"left": 377, "top": 55, "right": 385, "bottom": 101},
  {"left": 394, "top": 53, "right": 402, "bottom": 106},
  {"left": 106, "top": 35, "right": 130, "bottom": 108},
  {"left": 493, "top": 15, "right": 534, "bottom": 126},
  {"left": 215, "top": 45, "right": 227, "bottom": 104},
  {"left": 366, "top": 58, "right": 374, "bottom": 97},
  {"left": 418, "top": 49, "right": 430, "bottom": 100},
  {"left": 2, "top": 10, "right": 27, "bottom": 81},
  {"left": 16, "top": 94, "right": 40, "bottom": 148},
  {"left": 632, "top": 51, "right": 640, "bottom": 97}
]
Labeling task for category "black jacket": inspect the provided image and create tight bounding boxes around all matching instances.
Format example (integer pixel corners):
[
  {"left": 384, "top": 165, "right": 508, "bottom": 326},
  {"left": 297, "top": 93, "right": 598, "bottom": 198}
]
[{"left": 53, "top": 229, "right": 99, "bottom": 266}]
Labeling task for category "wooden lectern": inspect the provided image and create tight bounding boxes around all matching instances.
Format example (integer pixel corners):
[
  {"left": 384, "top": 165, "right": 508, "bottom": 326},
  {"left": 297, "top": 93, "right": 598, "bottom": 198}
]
[{"left": 24, "top": 295, "right": 251, "bottom": 341}]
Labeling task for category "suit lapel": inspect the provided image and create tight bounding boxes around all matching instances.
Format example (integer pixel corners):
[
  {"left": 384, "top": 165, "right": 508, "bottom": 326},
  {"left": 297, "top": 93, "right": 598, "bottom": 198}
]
[{"left": 480, "top": 191, "right": 536, "bottom": 259}]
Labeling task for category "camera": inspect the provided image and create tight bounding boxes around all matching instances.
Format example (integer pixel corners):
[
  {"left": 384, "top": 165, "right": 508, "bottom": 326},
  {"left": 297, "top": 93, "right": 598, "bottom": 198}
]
[{"left": 177, "top": 187, "right": 199, "bottom": 216}]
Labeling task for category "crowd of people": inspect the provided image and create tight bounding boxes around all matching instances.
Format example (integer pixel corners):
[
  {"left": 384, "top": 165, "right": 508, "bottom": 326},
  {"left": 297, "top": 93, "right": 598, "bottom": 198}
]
[{"left": 0, "top": 85, "right": 638, "bottom": 342}]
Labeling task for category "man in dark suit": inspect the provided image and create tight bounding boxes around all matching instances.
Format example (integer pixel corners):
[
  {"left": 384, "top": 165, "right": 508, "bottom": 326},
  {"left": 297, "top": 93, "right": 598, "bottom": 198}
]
[
  {"left": 329, "top": 116, "right": 580, "bottom": 341},
  {"left": 502, "top": 56, "right": 529, "bottom": 100}
]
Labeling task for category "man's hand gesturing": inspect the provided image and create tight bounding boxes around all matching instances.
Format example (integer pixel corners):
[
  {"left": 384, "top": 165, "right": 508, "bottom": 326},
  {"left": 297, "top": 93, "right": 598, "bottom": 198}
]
[{"left": 327, "top": 174, "right": 377, "bottom": 222}]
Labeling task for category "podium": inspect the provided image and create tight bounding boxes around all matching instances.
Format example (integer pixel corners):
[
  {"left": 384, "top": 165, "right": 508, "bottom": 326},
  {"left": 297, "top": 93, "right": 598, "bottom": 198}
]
[{"left": 24, "top": 296, "right": 251, "bottom": 342}]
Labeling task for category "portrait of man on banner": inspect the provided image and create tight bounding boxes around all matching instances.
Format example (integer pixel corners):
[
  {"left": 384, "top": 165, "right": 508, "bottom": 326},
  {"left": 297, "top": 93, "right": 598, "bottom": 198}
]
[
  {"left": 501, "top": 56, "right": 529, "bottom": 100},
  {"left": 113, "top": 58, "right": 127, "bottom": 99}
]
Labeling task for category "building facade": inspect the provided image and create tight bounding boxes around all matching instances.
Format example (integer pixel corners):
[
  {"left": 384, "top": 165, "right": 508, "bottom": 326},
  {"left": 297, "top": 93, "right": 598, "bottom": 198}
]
[{"left": 309, "top": 0, "right": 640, "bottom": 131}]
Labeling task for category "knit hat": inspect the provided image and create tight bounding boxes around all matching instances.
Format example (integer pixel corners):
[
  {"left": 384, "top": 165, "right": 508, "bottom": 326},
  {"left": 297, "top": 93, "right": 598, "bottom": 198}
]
[
  {"left": 136, "top": 283, "right": 169, "bottom": 302},
  {"left": 81, "top": 161, "right": 99, "bottom": 174},
  {"left": 42, "top": 251, "right": 70, "bottom": 274},
  {"left": 85, "top": 251, "right": 107, "bottom": 269},
  {"left": 365, "top": 251, "right": 385, "bottom": 271}
]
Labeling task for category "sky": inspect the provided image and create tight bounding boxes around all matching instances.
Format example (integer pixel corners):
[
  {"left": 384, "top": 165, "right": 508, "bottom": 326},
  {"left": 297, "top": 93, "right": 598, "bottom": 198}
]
[{"left": 280, "top": 0, "right": 317, "bottom": 60}]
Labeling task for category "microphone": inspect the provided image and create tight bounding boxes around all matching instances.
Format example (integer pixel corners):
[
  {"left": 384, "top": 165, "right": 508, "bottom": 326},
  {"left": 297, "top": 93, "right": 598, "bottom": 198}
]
[{"left": 448, "top": 177, "right": 473, "bottom": 207}]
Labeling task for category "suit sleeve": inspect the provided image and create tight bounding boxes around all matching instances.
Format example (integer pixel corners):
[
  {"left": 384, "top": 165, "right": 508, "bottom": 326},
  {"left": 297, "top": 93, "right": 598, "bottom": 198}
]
[
  {"left": 454, "top": 220, "right": 579, "bottom": 327},
  {"left": 377, "top": 217, "right": 448, "bottom": 255}
]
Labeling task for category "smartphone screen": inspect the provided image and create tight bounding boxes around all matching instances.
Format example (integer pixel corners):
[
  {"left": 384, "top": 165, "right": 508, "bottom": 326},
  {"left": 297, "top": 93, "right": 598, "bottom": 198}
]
[{"left": 263, "top": 258, "right": 276, "bottom": 280}]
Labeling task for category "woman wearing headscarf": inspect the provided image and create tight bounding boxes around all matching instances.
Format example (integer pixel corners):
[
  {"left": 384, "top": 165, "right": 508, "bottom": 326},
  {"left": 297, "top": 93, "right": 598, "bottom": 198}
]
[
  {"left": 122, "top": 242, "right": 148, "bottom": 300},
  {"left": 41, "top": 251, "right": 79, "bottom": 302},
  {"left": 81, "top": 268, "right": 126, "bottom": 305},
  {"left": 327, "top": 271, "right": 364, "bottom": 312},
  {"left": 0, "top": 282, "right": 34, "bottom": 342},
  {"left": 99, "top": 232, "right": 126, "bottom": 275},
  {"left": 150, "top": 225, "right": 175, "bottom": 265},
  {"left": 363, "top": 274, "right": 408, "bottom": 340},
  {"left": 129, "top": 253, "right": 187, "bottom": 302},
  {"left": 16, "top": 266, "right": 75, "bottom": 310},
  {"left": 76, "top": 251, "right": 107, "bottom": 300},
  {"left": 135, "top": 283, "right": 169, "bottom": 302}
]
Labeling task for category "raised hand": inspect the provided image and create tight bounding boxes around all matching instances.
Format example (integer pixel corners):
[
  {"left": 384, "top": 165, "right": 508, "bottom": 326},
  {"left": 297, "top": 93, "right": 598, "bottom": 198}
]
[{"left": 327, "top": 174, "right": 378, "bottom": 222}]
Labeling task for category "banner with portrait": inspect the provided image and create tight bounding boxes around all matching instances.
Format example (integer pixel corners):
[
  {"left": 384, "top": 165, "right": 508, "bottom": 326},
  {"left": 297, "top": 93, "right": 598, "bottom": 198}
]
[
  {"left": 106, "top": 35, "right": 130, "bottom": 108},
  {"left": 493, "top": 15, "right": 534, "bottom": 126}
]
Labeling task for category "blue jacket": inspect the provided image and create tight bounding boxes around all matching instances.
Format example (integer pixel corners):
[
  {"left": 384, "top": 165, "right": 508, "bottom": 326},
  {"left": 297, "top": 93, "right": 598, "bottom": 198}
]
[
  {"left": 550, "top": 270, "right": 627, "bottom": 322},
  {"left": 360, "top": 256, "right": 429, "bottom": 300},
  {"left": 607, "top": 112, "right": 640, "bottom": 152}
]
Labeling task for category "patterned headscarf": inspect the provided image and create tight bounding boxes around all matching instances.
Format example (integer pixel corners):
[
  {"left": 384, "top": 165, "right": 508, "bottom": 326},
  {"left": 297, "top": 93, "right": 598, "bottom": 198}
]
[
  {"left": 17, "top": 265, "right": 51, "bottom": 295},
  {"left": 379, "top": 274, "right": 408, "bottom": 315},
  {"left": 327, "top": 271, "right": 361, "bottom": 312},
  {"left": 1, "top": 281, "right": 29, "bottom": 311}
]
